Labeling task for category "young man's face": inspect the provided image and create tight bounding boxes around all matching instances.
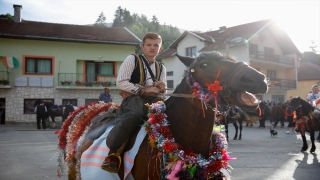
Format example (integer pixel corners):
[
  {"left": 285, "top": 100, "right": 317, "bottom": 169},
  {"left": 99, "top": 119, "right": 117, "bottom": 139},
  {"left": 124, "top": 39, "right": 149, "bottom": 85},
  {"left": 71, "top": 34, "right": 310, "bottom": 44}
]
[
  {"left": 141, "top": 38, "right": 162, "bottom": 58},
  {"left": 312, "top": 86, "right": 319, "bottom": 93}
]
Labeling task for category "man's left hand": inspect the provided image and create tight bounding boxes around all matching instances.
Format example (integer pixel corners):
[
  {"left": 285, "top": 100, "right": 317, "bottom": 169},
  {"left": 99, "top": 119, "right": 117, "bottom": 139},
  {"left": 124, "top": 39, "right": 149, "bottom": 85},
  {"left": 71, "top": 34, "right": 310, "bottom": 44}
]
[{"left": 153, "top": 82, "right": 166, "bottom": 93}]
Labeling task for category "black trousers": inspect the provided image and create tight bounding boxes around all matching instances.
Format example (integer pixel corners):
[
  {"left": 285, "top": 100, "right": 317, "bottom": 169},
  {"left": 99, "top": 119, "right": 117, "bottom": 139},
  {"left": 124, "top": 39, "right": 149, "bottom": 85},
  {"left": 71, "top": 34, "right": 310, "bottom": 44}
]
[
  {"left": 37, "top": 115, "right": 46, "bottom": 129},
  {"left": 108, "top": 95, "right": 158, "bottom": 154}
]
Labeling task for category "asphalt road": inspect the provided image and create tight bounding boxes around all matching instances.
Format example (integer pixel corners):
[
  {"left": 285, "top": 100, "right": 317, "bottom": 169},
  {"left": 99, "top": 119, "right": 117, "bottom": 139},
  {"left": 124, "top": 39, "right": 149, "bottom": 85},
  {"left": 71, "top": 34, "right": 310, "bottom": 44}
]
[{"left": 0, "top": 121, "right": 319, "bottom": 180}]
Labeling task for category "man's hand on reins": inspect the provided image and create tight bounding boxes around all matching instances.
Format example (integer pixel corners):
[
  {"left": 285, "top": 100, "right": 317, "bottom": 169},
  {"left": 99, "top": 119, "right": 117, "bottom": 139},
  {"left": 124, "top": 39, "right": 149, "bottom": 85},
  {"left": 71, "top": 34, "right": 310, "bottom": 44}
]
[
  {"left": 152, "top": 82, "right": 166, "bottom": 93},
  {"left": 140, "top": 86, "right": 160, "bottom": 96}
]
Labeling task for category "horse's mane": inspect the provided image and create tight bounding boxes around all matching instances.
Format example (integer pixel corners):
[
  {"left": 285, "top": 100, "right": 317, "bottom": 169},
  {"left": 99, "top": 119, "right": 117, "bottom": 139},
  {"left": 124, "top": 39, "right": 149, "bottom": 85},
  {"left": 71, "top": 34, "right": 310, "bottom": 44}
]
[{"left": 296, "top": 98, "right": 314, "bottom": 115}]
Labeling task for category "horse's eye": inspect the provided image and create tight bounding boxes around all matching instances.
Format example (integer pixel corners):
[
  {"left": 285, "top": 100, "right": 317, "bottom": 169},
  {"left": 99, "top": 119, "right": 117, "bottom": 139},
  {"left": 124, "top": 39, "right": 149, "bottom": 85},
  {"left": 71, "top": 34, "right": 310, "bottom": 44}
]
[{"left": 200, "top": 63, "right": 208, "bottom": 68}]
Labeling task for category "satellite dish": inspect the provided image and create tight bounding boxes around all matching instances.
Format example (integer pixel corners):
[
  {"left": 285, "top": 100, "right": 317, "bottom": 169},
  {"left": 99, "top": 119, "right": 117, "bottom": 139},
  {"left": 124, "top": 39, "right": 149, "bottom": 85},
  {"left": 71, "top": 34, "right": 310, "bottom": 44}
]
[{"left": 230, "top": 37, "right": 243, "bottom": 43}]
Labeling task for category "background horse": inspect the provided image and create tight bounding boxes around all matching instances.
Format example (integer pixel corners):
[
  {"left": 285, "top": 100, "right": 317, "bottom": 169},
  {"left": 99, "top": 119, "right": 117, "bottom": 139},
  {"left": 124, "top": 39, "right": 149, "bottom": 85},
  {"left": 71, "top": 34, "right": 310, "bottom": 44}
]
[
  {"left": 35, "top": 101, "right": 76, "bottom": 128},
  {"left": 64, "top": 51, "right": 268, "bottom": 180},
  {"left": 220, "top": 105, "right": 246, "bottom": 141},
  {"left": 287, "top": 97, "right": 320, "bottom": 153},
  {"left": 270, "top": 105, "right": 285, "bottom": 128}
]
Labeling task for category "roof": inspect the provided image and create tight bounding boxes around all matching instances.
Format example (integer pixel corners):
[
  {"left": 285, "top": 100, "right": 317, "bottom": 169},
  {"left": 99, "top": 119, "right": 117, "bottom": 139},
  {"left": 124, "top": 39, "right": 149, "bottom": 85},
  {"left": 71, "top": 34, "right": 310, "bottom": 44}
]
[
  {"left": 157, "top": 19, "right": 301, "bottom": 59},
  {"left": 0, "top": 18, "right": 141, "bottom": 45},
  {"left": 202, "top": 19, "right": 300, "bottom": 56},
  {"left": 298, "top": 62, "right": 320, "bottom": 80},
  {"left": 157, "top": 48, "right": 176, "bottom": 59}
]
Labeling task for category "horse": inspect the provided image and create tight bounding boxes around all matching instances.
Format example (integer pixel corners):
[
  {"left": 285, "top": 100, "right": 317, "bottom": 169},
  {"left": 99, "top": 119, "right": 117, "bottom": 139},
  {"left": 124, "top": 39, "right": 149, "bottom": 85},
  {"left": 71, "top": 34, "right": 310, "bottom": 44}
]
[
  {"left": 270, "top": 105, "right": 285, "bottom": 128},
  {"left": 62, "top": 51, "right": 268, "bottom": 180},
  {"left": 34, "top": 101, "right": 76, "bottom": 128},
  {"left": 287, "top": 97, "right": 320, "bottom": 153},
  {"left": 220, "top": 105, "right": 246, "bottom": 141}
]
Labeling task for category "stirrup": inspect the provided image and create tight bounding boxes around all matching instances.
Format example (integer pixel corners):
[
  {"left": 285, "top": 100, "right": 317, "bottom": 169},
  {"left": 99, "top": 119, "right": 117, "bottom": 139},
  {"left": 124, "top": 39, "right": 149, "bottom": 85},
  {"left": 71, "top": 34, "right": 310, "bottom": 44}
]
[{"left": 101, "top": 153, "right": 121, "bottom": 173}]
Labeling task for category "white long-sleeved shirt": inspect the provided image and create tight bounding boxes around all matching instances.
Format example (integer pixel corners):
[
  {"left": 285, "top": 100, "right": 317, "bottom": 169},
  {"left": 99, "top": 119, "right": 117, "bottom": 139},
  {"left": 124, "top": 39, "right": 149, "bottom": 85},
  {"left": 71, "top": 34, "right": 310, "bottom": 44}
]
[{"left": 116, "top": 54, "right": 166, "bottom": 94}]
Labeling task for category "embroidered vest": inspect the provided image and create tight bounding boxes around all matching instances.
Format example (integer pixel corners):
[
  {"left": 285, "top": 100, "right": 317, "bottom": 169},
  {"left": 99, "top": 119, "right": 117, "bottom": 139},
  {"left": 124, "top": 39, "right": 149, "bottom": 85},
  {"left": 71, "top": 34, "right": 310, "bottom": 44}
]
[{"left": 130, "top": 54, "right": 163, "bottom": 85}]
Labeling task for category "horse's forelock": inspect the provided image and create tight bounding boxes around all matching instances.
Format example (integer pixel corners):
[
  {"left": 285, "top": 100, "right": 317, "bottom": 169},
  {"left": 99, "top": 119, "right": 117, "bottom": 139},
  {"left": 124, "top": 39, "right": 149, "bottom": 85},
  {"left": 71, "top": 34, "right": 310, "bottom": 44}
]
[{"left": 196, "top": 51, "right": 237, "bottom": 63}]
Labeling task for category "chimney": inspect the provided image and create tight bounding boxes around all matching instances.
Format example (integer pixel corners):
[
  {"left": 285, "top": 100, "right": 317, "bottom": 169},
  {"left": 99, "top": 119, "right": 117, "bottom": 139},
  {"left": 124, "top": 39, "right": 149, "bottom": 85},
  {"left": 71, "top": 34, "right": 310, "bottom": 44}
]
[
  {"left": 13, "top": 4, "right": 22, "bottom": 23},
  {"left": 219, "top": 26, "right": 227, "bottom": 33}
]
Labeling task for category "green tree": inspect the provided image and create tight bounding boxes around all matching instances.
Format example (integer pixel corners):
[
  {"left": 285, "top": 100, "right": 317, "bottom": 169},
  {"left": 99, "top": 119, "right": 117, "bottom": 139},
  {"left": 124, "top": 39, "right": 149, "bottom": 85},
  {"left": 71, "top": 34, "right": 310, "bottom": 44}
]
[
  {"left": 94, "top": 12, "right": 106, "bottom": 27},
  {"left": 151, "top": 15, "right": 160, "bottom": 31},
  {"left": 0, "top": 13, "right": 13, "bottom": 19},
  {"left": 113, "top": 6, "right": 124, "bottom": 27}
]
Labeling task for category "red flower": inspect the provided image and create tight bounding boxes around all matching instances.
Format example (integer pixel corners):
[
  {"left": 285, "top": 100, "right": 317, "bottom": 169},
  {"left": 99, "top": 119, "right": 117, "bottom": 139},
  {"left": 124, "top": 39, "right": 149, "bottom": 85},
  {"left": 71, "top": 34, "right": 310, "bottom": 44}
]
[{"left": 163, "top": 141, "right": 177, "bottom": 153}]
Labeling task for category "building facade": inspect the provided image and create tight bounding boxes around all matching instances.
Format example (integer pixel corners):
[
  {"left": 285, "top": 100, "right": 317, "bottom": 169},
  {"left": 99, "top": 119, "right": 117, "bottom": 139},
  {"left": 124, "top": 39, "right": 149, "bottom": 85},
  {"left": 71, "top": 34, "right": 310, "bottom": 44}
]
[
  {"left": 157, "top": 19, "right": 301, "bottom": 104},
  {"left": 0, "top": 5, "right": 141, "bottom": 124}
]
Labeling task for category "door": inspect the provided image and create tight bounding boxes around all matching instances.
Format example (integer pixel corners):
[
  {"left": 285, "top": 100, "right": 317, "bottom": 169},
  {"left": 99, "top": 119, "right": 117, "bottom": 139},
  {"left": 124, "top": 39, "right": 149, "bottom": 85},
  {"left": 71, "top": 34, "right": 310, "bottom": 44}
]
[{"left": 0, "top": 98, "right": 5, "bottom": 124}]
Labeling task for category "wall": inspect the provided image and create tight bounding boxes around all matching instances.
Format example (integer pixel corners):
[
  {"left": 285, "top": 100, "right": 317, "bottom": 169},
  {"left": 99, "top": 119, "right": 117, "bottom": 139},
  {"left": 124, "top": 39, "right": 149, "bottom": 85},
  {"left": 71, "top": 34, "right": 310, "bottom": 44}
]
[
  {"left": 287, "top": 80, "right": 320, "bottom": 100},
  {"left": 0, "top": 86, "right": 122, "bottom": 123},
  {"left": 162, "top": 56, "right": 186, "bottom": 89},
  {"left": 0, "top": 38, "right": 135, "bottom": 85}
]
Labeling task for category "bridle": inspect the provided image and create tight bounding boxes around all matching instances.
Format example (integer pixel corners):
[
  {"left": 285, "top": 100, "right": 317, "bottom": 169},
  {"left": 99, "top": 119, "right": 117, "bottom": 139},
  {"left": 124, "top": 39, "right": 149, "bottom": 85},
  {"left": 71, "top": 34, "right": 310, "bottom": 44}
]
[{"left": 165, "top": 58, "right": 247, "bottom": 101}]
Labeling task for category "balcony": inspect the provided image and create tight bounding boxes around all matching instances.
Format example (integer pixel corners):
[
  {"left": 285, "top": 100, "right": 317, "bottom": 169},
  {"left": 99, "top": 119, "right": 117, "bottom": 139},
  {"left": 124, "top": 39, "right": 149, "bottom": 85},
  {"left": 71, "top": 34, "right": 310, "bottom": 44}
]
[
  {"left": 0, "top": 71, "right": 11, "bottom": 88},
  {"left": 249, "top": 50, "right": 295, "bottom": 67},
  {"left": 267, "top": 78, "right": 296, "bottom": 89},
  {"left": 57, "top": 73, "right": 117, "bottom": 89}
]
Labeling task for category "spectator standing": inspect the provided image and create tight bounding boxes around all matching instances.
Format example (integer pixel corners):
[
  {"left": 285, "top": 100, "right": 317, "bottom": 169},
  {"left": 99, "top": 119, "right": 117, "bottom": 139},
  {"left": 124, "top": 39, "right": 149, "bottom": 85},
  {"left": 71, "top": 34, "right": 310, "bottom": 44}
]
[
  {"left": 99, "top": 88, "right": 112, "bottom": 103},
  {"left": 0, "top": 102, "right": 5, "bottom": 125},
  {"left": 34, "top": 101, "right": 47, "bottom": 129},
  {"left": 285, "top": 104, "right": 295, "bottom": 134}
]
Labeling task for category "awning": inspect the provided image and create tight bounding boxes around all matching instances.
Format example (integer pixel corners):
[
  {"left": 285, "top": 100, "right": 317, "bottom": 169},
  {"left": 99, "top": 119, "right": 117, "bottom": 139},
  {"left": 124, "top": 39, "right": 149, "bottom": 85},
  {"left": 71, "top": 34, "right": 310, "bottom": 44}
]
[{"left": 2, "top": 56, "right": 19, "bottom": 69}]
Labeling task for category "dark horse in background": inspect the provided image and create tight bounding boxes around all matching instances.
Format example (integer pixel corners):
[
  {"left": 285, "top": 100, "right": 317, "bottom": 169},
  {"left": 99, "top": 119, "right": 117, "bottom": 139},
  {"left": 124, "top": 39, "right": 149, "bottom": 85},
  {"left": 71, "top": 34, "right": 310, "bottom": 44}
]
[
  {"left": 34, "top": 101, "right": 75, "bottom": 128},
  {"left": 220, "top": 105, "right": 246, "bottom": 141},
  {"left": 257, "top": 102, "right": 285, "bottom": 128},
  {"left": 287, "top": 97, "right": 320, "bottom": 153},
  {"left": 66, "top": 51, "right": 268, "bottom": 179}
]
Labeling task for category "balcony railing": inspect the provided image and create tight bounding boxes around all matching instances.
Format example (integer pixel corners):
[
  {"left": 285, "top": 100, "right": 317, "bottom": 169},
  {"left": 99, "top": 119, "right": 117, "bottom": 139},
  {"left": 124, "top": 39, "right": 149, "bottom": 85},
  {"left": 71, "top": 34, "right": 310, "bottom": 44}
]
[
  {"left": 0, "top": 71, "right": 10, "bottom": 86},
  {"left": 267, "top": 78, "right": 296, "bottom": 89},
  {"left": 249, "top": 50, "right": 295, "bottom": 66},
  {"left": 58, "top": 73, "right": 117, "bottom": 87}
]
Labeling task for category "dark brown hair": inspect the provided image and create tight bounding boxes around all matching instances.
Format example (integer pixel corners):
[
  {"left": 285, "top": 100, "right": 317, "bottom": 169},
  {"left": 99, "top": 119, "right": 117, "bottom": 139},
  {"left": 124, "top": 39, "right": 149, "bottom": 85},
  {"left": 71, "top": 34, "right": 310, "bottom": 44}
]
[{"left": 142, "top": 32, "right": 162, "bottom": 45}]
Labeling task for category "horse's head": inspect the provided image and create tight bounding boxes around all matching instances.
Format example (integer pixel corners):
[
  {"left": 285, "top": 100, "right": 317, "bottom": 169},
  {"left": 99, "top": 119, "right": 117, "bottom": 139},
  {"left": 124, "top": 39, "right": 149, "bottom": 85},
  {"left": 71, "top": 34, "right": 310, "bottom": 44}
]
[
  {"left": 312, "top": 98, "right": 320, "bottom": 119},
  {"left": 177, "top": 51, "right": 268, "bottom": 111},
  {"left": 287, "top": 97, "right": 301, "bottom": 114}
]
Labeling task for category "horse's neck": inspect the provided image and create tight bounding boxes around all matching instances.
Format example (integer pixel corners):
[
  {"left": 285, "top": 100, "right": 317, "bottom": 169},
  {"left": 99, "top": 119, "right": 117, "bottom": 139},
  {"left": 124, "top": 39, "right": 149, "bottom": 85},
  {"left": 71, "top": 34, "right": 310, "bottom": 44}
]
[
  {"left": 300, "top": 100, "right": 313, "bottom": 115},
  {"left": 165, "top": 80, "right": 215, "bottom": 155}
]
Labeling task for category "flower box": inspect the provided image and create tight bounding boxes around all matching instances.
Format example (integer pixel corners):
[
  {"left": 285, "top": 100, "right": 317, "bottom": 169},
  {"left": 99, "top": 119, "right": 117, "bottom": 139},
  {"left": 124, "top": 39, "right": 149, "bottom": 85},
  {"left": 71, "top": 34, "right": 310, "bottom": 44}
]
[{"left": 92, "top": 83, "right": 100, "bottom": 87}]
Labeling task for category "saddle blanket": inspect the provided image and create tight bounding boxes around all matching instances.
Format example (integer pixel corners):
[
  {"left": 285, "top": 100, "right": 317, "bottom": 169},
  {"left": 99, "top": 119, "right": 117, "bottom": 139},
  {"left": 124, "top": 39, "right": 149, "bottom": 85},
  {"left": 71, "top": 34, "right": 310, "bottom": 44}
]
[{"left": 80, "top": 124, "right": 146, "bottom": 180}]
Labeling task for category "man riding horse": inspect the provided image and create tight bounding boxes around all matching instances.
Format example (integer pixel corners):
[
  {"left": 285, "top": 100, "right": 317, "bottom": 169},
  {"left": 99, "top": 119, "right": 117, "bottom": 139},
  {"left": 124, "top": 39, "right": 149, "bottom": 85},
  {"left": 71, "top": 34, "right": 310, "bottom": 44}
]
[{"left": 101, "top": 32, "right": 166, "bottom": 172}]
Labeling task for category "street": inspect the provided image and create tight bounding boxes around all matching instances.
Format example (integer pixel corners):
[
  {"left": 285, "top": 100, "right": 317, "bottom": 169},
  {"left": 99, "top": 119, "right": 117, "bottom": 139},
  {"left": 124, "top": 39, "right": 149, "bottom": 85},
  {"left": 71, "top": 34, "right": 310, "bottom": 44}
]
[{"left": 0, "top": 121, "right": 319, "bottom": 180}]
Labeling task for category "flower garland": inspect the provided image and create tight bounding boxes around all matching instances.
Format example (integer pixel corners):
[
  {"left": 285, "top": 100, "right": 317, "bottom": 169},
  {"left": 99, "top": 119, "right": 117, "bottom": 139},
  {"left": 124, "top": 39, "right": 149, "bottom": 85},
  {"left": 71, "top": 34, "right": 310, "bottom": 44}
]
[
  {"left": 145, "top": 101, "right": 234, "bottom": 180},
  {"left": 186, "top": 68, "right": 223, "bottom": 117},
  {"left": 56, "top": 101, "right": 119, "bottom": 177}
]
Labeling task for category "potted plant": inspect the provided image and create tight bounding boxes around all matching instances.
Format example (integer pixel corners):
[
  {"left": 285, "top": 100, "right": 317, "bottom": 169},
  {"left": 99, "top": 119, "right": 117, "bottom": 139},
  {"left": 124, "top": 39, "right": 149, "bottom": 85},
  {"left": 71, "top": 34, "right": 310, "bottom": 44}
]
[
  {"left": 75, "top": 80, "right": 85, "bottom": 86},
  {"left": 92, "top": 81, "right": 101, "bottom": 87},
  {"left": 60, "top": 80, "right": 72, "bottom": 86},
  {"left": 2, "top": 80, "right": 9, "bottom": 85},
  {"left": 100, "top": 81, "right": 111, "bottom": 87}
]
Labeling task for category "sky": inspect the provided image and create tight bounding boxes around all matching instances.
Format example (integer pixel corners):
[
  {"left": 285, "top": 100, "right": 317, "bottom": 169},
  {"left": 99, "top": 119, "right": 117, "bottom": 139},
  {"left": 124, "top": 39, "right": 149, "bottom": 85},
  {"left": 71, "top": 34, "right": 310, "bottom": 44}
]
[{"left": 1, "top": 0, "right": 319, "bottom": 53}]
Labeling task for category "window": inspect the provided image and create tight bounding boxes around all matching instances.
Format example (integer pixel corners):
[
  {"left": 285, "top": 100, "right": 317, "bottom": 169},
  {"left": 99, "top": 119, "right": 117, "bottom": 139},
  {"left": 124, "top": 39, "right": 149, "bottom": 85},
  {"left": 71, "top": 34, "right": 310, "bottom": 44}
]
[
  {"left": 86, "top": 61, "right": 115, "bottom": 82},
  {"left": 167, "top": 80, "right": 174, "bottom": 88},
  {"left": 24, "top": 99, "right": 54, "bottom": 114},
  {"left": 62, "top": 99, "right": 78, "bottom": 106},
  {"left": 24, "top": 56, "right": 54, "bottom": 75},
  {"left": 186, "top": 47, "right": 196, "bottom": 57},
  {"left": 249, "top": 44, "right": 258, "bottom": 55},
  {"left": 267, "top": 70, "right": 276, "bottom": 78},
  {"left": 167, "top": 71, "right": 173, "bottom": 76}
]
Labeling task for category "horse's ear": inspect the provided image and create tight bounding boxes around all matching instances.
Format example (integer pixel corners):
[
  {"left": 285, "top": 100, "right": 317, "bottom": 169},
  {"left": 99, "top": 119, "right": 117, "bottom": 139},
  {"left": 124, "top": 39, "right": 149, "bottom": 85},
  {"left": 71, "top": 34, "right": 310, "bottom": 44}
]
[{"left": 176, "top": 54, "right": 195, "bottom": 67}]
